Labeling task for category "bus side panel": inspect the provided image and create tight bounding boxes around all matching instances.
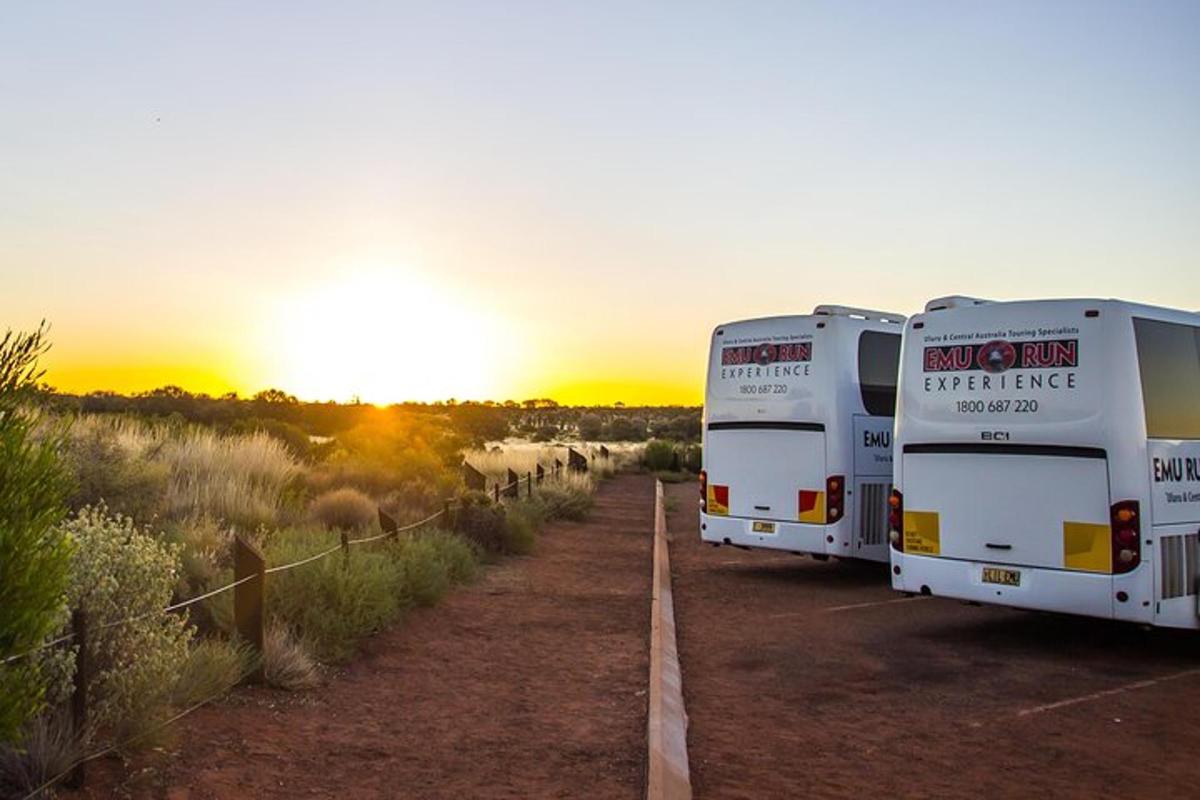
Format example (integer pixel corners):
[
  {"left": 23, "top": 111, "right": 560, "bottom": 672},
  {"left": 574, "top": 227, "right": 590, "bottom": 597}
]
[
  {"left": 1148, "top": 440, "right": 1200, "bottom": 629},
  {"left": 852, "top": 414, "right": 894, "bottom": 561}
]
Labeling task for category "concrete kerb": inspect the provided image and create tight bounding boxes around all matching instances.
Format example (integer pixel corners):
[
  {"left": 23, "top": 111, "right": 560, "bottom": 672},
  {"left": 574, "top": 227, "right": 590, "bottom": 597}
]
[{"left": 647, "top": 479, "right": 692, "bottom": 800}]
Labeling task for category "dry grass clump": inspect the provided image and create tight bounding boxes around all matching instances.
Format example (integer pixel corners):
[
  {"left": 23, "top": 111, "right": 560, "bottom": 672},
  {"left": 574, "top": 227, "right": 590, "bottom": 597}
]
[
  {"left": 58, "top": 415, "right": 302, "bottom": 530},
  {"left": 0, "top": 711, "right": 79, "bottom": 798},
  {"left": 171, "top": 638, "right": 256, "bottom": 706},
  {"left": 308, "top": 488, "right": 377, "bottom": 531},
  {"left": 163, "top": 428, "right": 300, "bottom": 529},
  {"left": 263, "top": 626, "right": 320, "bottom": 691}
]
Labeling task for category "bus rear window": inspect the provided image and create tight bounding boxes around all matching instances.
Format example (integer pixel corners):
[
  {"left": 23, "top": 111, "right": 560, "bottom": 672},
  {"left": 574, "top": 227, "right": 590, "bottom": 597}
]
[
  {"left": 1134, "top": 317, "right": 1200, "bottom": 439},
  {"left": 858, "top": 331, "right": 901, "bottom": 416}
]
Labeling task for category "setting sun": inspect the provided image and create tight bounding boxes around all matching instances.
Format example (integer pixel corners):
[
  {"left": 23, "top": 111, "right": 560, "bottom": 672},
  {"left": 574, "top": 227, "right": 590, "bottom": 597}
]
[{"left": 260, "top": 268, "right": 512, "bottom": 403}]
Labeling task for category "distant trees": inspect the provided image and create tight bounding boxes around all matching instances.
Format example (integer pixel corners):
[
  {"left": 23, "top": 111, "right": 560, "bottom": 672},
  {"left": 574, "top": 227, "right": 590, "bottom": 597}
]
[{"left": 577, "top": 413, "right": 604, "bottom": 440}]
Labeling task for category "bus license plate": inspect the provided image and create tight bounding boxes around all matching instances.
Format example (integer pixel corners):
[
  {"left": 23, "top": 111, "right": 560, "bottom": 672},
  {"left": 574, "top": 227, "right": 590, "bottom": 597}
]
[
  {"left": 982, "top": 567, "right": 1020, "bottom": 587},
  {"left": 752, "top": 521, "right": 776, "bottom": 534}
]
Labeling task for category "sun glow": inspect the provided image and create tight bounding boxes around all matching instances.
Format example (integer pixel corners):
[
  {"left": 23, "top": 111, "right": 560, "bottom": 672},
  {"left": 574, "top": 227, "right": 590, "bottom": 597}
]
[{"left": 261, "top": 268, "right": 507, "bottom": 403}]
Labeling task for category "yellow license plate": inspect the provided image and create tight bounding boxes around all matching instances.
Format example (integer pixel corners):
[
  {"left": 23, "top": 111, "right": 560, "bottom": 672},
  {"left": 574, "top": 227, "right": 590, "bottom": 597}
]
[
  {"left": 981, "top": 567, "right": 1021, "bottom": 587},
  {"left": 752, "top": 521, "right": 776, "bottom": 534}
]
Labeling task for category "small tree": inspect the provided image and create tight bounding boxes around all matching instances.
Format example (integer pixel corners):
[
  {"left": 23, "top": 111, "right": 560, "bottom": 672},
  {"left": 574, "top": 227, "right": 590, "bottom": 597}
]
[{"left": 0, "top": 325, "right": 72, "bottom": 743}]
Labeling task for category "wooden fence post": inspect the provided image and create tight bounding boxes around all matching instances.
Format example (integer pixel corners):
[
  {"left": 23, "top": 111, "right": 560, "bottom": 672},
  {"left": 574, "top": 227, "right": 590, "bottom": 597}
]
[
  {"left": 555, "top": 458, "right": 563, "bottom": 478},
  {"left": 340, "top": 531, "right": 350, "bottom": 569},
  {"left": 536, "top": 463, "right": 545, "bottom": 485},
  {"left": 234, "top": 535, "right": 265, "bottom": 681},
  {"left": 493, "top": 483, "right": 500, "bottom": 503},
  {"left": 463, "top": 462, "right": 487, "bottom": 492},
  {"left": 505, "top": 468, "right": 520, "bottom": 499},
  {"left": 65, "top": 607, "right": 88, "bottom": 789}
]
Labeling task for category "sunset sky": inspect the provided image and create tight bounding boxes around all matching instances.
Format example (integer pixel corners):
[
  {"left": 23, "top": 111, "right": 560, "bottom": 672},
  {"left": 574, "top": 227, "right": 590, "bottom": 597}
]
[{"left": 2, "top": 1, "right": 1197, "bottom": 405}]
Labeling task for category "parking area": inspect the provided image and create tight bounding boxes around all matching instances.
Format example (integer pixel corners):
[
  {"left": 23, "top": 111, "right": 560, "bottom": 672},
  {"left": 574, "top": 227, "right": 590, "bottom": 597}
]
[{"left": 665, "top": 481, "right": 1200, "bottom": 800}]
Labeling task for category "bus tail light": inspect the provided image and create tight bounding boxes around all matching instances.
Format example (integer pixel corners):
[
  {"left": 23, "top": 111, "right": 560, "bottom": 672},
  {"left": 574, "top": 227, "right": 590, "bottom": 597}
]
[
  {"left": 699, "top": 470, "right": 707, "bottom": 512},
  {"left": 889, "top": 489, "right": 904, "bottom": 552},
  {"left": 826, "top": 475, "right": 845, "bottom": 524},
  {"left": 1110, "top": 500, "right": 1140, "bottom": 574}
]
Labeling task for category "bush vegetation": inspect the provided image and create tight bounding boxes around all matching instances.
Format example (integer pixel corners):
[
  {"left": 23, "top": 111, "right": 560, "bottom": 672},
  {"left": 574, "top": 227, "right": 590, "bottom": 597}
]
[
  {"left": 0, "top": 326, "right": 73, "bottom": 745},
  {"left": 308, "top": 487, "right": 377, "bottom": 531},
  {"left": 5, "top": 339, "right": 638, "bottom": 780}
]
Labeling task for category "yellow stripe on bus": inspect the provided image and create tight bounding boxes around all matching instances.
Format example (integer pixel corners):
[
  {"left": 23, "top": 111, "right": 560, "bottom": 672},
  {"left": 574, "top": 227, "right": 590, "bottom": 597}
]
[
  {"left": 798, "top": 491, "right": 825, "bottom": 523},
  {"left": 903, "top": 511, "right": 940, "bottom": 556},
  {"left": 1063, "top": 521, "right": 1112, "bottom": 573}
]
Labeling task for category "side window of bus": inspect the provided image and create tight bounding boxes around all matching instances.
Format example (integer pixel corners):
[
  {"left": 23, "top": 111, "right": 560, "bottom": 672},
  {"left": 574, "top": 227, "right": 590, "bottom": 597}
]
[
  {"left": 858, "top": 331, "right": 902, "bottom": 416},
  {"left": 1133, "top": 318, "right": 1200, "bottom": 439}
]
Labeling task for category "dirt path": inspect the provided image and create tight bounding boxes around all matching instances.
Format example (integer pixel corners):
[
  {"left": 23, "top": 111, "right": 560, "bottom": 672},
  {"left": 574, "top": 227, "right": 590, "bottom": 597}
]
[
  {"left": 666, "top": 480, "right": 1200, "bottom": 800},
  {"left": 76, "top": 474, "right": 655, "bottom": 800}
]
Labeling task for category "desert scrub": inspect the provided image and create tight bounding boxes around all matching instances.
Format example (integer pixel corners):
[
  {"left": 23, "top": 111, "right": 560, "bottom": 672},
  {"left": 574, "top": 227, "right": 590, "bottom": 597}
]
[
  {"left": 163, "top": 428, "right": 300, "bottom": 529},
  {"left": 171, "top": 638, "right": 255, "bottom": 706},
  {"left": 536, "top": 482, "right": 593, "bottom": 522},
  {"left": 308, "top": 487, "right": 377, "bottom": 531},
  {"left": 45, "top": 506, "right": 193, "bottom": 742},
  {"left": 452, "top": 491, "right": 507, "bottom": 554},
  {"left": 0, "top": 710, "right": 79, "bottom": 798},
  {"left": 502, "top": 501, "right": 543, "bottom": 555},
  {"left": 0, "top": 325, "right": 73, "bottom": 744},
  {"left": 262, "top": 626, "right": 320, "bottom": 690},
  {"left": 263, "top": 526, "right": 478, "bottom": 662},
  {"left": 62, "top": 416, "right": 170, "bottom": 523},
  {"left": 642, "top": 439, "right": 677, "bottom": 471}
]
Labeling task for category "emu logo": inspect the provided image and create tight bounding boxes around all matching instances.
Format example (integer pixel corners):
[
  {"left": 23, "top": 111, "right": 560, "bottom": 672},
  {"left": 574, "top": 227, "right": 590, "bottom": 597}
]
[
  {"left": 863, "top": 431, "right": 891, "bottom": 448},
  {"left": 977, "top": 340, "right": 1016, "bottom": 374}
]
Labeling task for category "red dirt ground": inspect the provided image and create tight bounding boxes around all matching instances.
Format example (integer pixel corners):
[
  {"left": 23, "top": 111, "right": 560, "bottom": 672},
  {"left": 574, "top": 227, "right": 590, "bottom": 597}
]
[
  {"left": 666, "top": 480, "right": 1200, "bottom": 800},
  {"left": 67, "top": 474, "right": 655, "bottom": 800}
]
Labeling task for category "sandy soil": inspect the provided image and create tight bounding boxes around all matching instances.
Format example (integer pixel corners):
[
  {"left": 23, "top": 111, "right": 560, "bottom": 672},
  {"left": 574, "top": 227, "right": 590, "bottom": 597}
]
[
  {"left": 665, "top": 480, "right": 1200, "bottom": 800},
  {"left": 68, "top": 474, "right": 655, "bottom": 800}
]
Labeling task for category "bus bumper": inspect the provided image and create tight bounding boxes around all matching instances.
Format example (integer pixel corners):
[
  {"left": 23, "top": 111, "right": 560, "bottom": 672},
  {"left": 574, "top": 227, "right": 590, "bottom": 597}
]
[
  {"left": 699, "top": 512, "right": 830, "bottom": 556},
  {"left": 890, "top": 553, "right": 1118, "bottom": 620}
]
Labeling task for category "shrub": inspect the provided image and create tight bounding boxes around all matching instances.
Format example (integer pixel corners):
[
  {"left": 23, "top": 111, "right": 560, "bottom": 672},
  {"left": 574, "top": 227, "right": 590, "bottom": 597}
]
[
  {"left": 452, "top": 492, "right": 507, "bottom": 554},
  {"left": 308, "top": 488, "right": 377, "bottom": 531},
  {"left": 262, "top": 626, "right": 319, "bottom": 691},
  {"left": 577, "top": 413, "right": 603, "bottom": 440},
  {"left": 263, "top": 526, "right": 478, "bottom": 662},
  {"left": 502, "top": 503, "right": 540, "bottom": 555},
  {"left": 264, "top": 528, "right": 406, "bottom": 662},
  {"left": 0, "top": 326, "right": 73, "bottom": 744},
  {"left": 50, "top": 506, "right": 194, "bottom": 741},
  {"left": 62, "top": 419, "right": 169, "bottom": 523},
  {"left": 171, "top": 638, "right": 255, "bottom": 706},
  {"left": 643, "top": 439, "right": 676, "bottom": 471},
  {"left": 537, "top": 483, "right": 593, "bottom": 521}
]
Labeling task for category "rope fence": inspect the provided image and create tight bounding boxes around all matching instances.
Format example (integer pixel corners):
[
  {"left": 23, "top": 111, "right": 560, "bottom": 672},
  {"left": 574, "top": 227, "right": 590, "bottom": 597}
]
[{"left": 3, "top": 453, "right": 598, "bottom": 797}]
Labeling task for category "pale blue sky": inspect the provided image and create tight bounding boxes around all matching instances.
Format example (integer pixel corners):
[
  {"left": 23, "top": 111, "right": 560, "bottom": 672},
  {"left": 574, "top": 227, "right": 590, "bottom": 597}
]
[{"left": 1, "top": 1, "right": 1197, "bottom": 402}]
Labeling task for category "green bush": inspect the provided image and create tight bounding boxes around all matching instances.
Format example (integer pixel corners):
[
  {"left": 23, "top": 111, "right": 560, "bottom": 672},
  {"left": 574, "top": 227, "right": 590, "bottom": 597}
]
[
  {"left": 503, "top": 502, "right": 542, "bottom": 555},
  {"left": 171, "top": 638, "right": 255, "bottom": 706},
  {"left": 0, "top": 326, "right": 73, "bottom": 744},
  {"left": 263, "top": 526, "right": 478, "bottom": 663},
  {"left": 50, "top": 507, "right": 194, "bottom": 741},
  {"left": 308, "top": 487, "right": 377, "bottom": 531},
  {"left": 452, "top": 491, "right": 507, "bottom": 554},
  {"left": 536, "top": 483, "right": 593, "bottom": 521},
  {"left": 643, "top": 439, "right": 677, "bottom": 471},
  {"left": 265, "top": 528, "right": 404, "bottom": 662}
]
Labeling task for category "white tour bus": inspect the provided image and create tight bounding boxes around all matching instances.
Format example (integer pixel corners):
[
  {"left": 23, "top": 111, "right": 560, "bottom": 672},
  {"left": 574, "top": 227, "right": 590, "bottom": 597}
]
[
  {"left": 889, "top": 296, "right": 1200, "bottom": 628},
  {"left": 700, "top": 305, "right": 905, "bottom": 562}
]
